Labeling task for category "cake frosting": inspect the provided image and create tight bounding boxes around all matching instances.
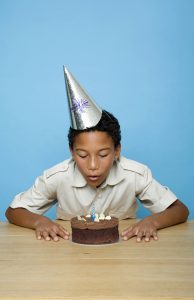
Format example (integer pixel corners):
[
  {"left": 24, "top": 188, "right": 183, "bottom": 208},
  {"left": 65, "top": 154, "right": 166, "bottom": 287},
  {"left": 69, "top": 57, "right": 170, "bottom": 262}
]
[{"left": 71, "top": 214, "right": 119, "bottom": 245}]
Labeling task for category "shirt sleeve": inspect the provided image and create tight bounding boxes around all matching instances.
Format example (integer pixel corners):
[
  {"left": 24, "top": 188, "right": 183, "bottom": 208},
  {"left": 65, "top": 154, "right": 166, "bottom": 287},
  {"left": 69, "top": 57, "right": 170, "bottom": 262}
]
[
  {"left": 9, "top": 172, "right": 57, "bottom": 215},
  {"left": 135, "top": 166, "right": 177, "bottom": 213}
]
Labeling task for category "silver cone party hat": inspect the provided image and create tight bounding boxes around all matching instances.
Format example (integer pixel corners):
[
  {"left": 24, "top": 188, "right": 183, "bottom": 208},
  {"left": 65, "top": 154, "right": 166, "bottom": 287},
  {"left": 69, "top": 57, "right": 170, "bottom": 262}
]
[{"left": 63, "top": 66, "right": 102, "bottom": 130}]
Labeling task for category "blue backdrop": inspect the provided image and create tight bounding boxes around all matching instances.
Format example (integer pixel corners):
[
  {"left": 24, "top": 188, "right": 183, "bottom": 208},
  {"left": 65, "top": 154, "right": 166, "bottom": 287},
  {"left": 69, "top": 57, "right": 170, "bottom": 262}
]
[{"left": 1, "top": 0, "right": 193, "bottom": 221}]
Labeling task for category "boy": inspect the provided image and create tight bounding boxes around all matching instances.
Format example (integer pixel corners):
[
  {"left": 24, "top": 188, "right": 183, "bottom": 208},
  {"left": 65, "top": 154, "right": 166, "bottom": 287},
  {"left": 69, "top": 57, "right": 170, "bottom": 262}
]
[{"left": 5, "top": 68, "right": 189, "bottom": 243}]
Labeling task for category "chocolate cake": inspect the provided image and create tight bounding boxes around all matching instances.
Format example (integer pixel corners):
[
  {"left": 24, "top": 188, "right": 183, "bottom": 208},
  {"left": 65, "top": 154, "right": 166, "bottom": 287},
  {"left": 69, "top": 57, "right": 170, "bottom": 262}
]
[{"left": 71, "top": 215, "right": 119, "bottom": 245}]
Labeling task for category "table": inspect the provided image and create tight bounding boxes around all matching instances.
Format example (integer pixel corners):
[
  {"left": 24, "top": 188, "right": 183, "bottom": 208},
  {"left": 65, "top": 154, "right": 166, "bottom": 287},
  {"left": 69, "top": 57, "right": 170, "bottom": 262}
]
[{"left": 0, "top": 219, "right": 194, "bottom": 300}]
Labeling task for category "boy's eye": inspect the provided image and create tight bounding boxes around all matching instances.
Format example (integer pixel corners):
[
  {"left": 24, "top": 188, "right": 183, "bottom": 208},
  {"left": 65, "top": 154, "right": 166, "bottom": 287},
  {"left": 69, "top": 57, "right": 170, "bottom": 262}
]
[
  {"left": 77, "top": 152, "right": 88, "bottom": 158},
  {"left": 99, "top": 153, "right": 109, "bottom": 158}
]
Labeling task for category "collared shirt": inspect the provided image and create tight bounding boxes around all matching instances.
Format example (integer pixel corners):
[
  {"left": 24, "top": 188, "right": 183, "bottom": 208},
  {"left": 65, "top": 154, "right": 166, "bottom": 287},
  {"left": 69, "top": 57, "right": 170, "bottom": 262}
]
[{"left": 10, "top": 156, "right": 177, "bottom": 220}]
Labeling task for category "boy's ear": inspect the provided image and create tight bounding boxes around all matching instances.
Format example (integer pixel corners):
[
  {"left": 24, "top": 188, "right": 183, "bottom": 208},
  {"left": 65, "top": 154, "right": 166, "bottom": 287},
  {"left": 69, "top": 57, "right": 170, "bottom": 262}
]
[{"left": 115, "top": 144, "right": 121, "bottom": 160}]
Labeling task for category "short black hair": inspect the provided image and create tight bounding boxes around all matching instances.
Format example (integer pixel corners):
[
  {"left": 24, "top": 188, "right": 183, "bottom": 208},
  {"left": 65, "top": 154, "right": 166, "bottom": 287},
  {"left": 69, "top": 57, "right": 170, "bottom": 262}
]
[{"left": 68, "top": 110, "right": 121, "bottom": 149}]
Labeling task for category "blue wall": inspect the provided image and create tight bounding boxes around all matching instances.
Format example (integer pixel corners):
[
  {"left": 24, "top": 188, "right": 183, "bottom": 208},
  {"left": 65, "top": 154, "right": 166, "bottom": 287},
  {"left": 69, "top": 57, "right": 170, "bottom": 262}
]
[{"left": 1, "top": 0, "right": 193, "bottom": 220}]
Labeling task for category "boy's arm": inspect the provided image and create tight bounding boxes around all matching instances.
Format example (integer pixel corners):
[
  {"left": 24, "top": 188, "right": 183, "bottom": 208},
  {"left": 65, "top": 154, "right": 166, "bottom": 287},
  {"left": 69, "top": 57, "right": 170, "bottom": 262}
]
[
  {"left": 121, "top": 199, "right": 189, "bottom": 242},
  {"left": 5, "top": 207, "right": 70, "bottom": 241}
]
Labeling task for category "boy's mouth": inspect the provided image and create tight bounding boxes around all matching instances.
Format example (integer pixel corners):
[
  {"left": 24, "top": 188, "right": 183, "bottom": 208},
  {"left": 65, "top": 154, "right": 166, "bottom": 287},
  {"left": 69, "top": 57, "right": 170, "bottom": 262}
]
[{"left": 87, "top": 175, "right": 100, "bottom": 182}]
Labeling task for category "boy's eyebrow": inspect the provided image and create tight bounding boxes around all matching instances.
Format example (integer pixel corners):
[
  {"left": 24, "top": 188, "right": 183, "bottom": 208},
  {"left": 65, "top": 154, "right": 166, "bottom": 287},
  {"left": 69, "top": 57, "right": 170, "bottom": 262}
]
[
  {"left": 99, "top": 148, "right": 112, "bottom": 151},
  {"left": 75, "top": 147, "right": 111, "bottom": 151},
  {"left": 75, "top": 148, "right": 87, "bottom": 152}
]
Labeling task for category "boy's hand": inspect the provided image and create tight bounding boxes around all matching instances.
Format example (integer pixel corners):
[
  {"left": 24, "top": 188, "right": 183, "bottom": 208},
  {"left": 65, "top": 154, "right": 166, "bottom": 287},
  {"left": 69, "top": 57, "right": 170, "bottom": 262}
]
[
  {"left": 35, "top": 218, "right": 70, "bottom": 242},
  {"left": 121, "top": 218, "right": 158, "bottom": 242}
]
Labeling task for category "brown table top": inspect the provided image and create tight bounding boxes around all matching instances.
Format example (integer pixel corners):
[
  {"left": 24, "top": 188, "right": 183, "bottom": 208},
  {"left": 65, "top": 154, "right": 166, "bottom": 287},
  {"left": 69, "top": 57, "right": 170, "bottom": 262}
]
[{"left": 0, "top": 219, "right": 194, "bottom": 300}]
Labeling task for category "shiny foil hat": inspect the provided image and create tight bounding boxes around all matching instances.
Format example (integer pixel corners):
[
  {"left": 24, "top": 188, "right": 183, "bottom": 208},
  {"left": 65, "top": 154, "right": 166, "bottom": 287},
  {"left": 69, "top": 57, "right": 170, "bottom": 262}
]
[{"left": 63, "top": 66, "right": 102, "bottom": 130}]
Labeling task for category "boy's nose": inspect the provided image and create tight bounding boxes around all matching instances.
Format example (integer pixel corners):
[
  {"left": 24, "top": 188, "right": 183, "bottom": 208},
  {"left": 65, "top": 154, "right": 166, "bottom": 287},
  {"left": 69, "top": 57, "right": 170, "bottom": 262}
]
[{"left": 88, "top": 157, "right": 99, "bottom": 170}]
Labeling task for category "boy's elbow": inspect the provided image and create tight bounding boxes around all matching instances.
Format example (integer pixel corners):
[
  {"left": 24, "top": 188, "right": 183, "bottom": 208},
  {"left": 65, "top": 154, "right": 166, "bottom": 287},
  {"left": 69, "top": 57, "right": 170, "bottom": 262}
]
[
  {"left": 177, "top": 200, "right": 189, "bottom": 222},
  {"left": 183, "top": 205, "right": 189, "bottom": 221},
  {"left": 5, "top": 207, "right": 17, "bottom": 223},
  {"left": 5, "top": 207, "right": 12, "bottom": 221},
  {"left": 170, "top": 199, "right": 189, "bottom": 223}
]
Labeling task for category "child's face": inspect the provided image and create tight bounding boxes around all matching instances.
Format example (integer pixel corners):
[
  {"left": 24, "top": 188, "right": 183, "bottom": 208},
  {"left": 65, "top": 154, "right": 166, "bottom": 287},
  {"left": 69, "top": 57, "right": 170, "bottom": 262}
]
[{"left": 70, "top": 131, "right": 121, "bottom": 188}]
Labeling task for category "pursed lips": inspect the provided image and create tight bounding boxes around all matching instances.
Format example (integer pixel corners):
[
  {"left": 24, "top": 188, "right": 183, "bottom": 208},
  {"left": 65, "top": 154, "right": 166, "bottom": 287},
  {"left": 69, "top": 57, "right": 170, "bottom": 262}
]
[{"left": 87, "top": 175, "right": 101, "bottom": 181}]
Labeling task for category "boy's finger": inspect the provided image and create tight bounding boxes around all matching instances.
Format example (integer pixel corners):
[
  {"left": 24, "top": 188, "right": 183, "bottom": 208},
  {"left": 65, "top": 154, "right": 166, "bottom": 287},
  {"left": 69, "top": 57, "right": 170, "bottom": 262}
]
[
  {"left": 121, "top": 227, "right": 135, "bottom": 240},
  {"left": 145, "top": 232, "right": 151, "bottom": 242},
  {"left": 49, "top": 230, "right": 59, "bottom": 241},
  {"left": 121, "top": 226, "right": 133, "bottom": 236},
  {"left": 57, "top": 228, "right": 70, "bottom": 240},
  {"left": 152, "top": 231, "right": 158, "bottom": 240},
  {"left": 36, "top": 230, "right": 42, "bottom": 240},
  {"left": 63, "top": 229, "right": 70, "bottom": 236},
  {"left": 57, "top": 225, "right": 70, "bottom": 235},
  {"left": 136, "top": 231, "right": 143, "bottom": 242},
  {"left": 42, "top": 231, "right": 51, "bottom": 241}
]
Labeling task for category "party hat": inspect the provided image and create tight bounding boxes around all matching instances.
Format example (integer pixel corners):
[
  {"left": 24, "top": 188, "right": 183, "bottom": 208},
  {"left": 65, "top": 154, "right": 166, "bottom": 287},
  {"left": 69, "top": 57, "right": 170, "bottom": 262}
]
[{"left": 63, "top": 66, "right": 102, "bottom": 130}]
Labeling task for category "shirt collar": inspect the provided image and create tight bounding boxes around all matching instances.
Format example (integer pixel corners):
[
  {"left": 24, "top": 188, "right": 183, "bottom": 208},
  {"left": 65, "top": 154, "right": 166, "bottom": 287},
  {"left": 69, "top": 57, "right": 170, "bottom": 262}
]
[
  {"left": 101, "top": 160, "right": 125, "bottom": 188},
  {"left": 71, "top": 159, "right": 125, "bottom": 188},
  {"left": 71, "top": 162, "right": 87, "bottom": 187}
]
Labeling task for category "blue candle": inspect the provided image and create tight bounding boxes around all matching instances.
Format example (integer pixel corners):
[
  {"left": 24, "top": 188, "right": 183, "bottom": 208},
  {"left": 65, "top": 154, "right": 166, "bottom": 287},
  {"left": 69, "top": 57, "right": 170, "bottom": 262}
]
[{"left": 91, "top": 205, "right": 95, "bottom": 221}]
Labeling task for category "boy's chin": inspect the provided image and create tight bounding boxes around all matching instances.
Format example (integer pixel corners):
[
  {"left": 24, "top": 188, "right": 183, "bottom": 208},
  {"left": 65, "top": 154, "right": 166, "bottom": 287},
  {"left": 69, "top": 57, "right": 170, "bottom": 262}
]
[
  {"left": 87, "top": 182, "right": 100, "bottom": 188},
  {"left": 87, "top": 179, "right": 105, "bottom": 188}
]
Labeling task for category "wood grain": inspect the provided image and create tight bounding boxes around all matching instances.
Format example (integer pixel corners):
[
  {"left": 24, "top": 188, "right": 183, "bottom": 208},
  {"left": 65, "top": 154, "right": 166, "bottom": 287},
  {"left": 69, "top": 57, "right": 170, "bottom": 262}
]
[{"left": 0, "top": 219, "right": 194, "bottom": 299}]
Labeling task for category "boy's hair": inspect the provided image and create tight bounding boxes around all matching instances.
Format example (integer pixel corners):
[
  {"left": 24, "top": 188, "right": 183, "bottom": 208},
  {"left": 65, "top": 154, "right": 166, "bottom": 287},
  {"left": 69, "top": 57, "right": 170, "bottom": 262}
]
[{"left": 68, "top": 110, "right": 121, "bottom": 149}]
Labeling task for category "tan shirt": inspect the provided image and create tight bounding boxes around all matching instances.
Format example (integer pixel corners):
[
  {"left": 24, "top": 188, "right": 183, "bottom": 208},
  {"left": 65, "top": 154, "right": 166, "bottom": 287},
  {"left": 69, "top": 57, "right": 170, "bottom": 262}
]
[{"left": 10, "top": 156, "right": 177, "bottom": 220}]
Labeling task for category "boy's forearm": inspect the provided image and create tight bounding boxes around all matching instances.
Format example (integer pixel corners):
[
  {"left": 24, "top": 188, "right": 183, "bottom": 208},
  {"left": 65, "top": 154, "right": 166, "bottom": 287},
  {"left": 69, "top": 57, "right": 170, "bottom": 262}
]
[
  {"left": 5, "top": 207, "right": 48, "bottom": 230},
  {"left": 145, "top": 199, "right": 189, "bottom": 230}
]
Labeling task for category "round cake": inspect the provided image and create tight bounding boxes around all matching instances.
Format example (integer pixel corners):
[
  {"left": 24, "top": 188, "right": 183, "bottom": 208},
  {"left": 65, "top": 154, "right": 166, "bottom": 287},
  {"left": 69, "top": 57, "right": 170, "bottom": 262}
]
[{"left": 71, "top": 215, "right": 119, "bottom": 245}]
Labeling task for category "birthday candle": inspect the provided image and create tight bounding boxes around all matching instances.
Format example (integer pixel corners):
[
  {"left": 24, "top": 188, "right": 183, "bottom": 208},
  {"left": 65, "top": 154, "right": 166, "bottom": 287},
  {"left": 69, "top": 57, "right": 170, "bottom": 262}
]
[{"left": 91, "top": 205, "right": 95, "bottom": 221}]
